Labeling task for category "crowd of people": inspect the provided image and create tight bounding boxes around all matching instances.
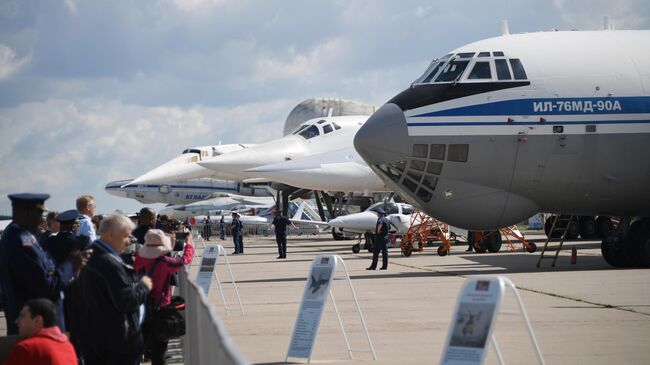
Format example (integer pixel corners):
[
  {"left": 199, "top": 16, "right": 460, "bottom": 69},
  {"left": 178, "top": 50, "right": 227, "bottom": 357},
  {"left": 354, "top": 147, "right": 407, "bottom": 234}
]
[{"left": 0, "top": 194, "right": 194, "bottom": 365}]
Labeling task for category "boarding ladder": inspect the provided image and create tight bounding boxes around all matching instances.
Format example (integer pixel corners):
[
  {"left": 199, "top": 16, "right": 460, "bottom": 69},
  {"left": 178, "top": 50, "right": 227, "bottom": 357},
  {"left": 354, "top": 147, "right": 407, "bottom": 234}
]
[{"left": 536, "top": 214, "right": 574, "bottom": 267}]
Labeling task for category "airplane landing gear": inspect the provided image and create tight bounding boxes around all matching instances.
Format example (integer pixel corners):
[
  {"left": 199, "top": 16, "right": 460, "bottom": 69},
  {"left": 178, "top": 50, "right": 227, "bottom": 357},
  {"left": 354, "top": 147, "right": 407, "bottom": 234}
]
[
  {"left": 352, "top": 243, "right": 361, "bottom": 253},
  {"left": 601, "top": 218, "right": 650, "bottom": 267}
]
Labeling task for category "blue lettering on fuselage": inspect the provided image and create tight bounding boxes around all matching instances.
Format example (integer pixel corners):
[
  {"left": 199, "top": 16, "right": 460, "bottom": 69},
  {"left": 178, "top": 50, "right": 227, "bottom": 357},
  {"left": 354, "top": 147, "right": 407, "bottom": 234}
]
[{"left": 185, "top": 194, "right": 208, "bottom": 200}]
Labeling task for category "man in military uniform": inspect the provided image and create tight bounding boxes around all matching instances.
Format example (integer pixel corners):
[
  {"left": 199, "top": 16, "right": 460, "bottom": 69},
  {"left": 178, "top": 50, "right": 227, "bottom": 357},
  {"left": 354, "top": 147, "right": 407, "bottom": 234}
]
[
  {"left": 230, "top": 212, "right": 242, "bottom": 254},
  {"left": 42, "top": 210, "right": 92, "bottom": 266},
  {"left": 271, "top": 210, "right": 297, "bottom": 259},
  {"left": 0, "top": 194, "right": 85, "bottom": 334},
  {"left": 367, "top": 208, "right": 390, "bottom": 271}
]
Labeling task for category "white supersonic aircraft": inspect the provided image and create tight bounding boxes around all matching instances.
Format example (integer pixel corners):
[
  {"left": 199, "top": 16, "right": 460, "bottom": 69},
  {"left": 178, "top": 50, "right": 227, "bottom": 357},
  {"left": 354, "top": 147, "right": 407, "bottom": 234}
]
[{"left": 353, "top": 25, "right": 650, "bottom": 267}]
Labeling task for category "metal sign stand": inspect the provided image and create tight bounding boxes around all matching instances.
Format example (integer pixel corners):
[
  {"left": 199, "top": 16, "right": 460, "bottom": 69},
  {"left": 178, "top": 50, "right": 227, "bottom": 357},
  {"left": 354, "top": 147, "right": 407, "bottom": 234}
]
[
  {"left": 196, "top": 244, "right": 244, "bottom": 316},
  {"left": 440, "top": 275, "right": 544, "bottom": 365},
  {"left": 286, "top": 254, "right": 376, "bottom": 363}
]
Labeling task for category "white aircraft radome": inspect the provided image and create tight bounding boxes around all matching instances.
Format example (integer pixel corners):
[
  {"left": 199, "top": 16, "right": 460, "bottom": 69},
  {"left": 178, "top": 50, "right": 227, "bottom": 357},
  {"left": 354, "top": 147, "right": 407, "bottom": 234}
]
[{"left": 353, "top": 27, "right": 650, "bottom": 267}]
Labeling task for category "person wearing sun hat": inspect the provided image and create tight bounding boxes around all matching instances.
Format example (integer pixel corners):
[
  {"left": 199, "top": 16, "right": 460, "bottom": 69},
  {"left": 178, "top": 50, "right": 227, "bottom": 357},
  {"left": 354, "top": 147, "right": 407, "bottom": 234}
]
[{"left": 134, "top": 229, "right": 194, "bottom": 365}]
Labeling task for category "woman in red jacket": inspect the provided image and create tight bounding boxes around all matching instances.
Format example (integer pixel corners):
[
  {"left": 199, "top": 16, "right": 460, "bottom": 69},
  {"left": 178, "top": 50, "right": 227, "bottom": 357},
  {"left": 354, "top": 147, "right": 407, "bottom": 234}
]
[{"left": 134, "top": 229, "right": 194, "bottom": 365}]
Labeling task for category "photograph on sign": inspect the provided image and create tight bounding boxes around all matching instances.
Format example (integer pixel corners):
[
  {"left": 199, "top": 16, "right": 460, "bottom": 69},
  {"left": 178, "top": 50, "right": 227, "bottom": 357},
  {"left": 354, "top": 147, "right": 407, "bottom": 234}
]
[
  {"left": 305, "top": 265, "right": 333, "bottom": 301},
  {"left": 449, "top": 302, "right": 495, "bottom": 348},
  {"left": 200, "top": 257, "right": 217, "bottom": 272}
]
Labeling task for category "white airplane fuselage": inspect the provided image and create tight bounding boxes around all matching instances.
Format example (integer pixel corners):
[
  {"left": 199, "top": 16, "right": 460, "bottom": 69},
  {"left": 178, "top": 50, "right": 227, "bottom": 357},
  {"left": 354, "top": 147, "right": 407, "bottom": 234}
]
[
  {"left": 198, "top": 116, "right": 386, "bottom": 190},
  {"left": 329, "top": 202, "right": 415, "bottom": 235},
  {"left": 355, "top": 30, "right": 650, "bottom": 230},
  {"left": 105, "top": 178, "right": 271, "bottom": 205}
]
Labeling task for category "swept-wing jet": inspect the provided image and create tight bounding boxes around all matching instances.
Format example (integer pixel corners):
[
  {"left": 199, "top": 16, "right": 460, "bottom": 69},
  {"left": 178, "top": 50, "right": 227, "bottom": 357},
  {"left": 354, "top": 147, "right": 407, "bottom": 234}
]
[
  {"left": 128, "top": 143, "right": 254, "bottom": 185},
  {"left": 197, "top": 115, "right": 369, "bottom": 181},
  {"left": 159, "top": 194, "right": 275, "bottom": 219},
  {"left": 244, "top": 147, "right": 388, "bottom": 193},
  {"left": 354, "top": 27, "right": 650, "bottom": 267},
  {"left": 105, "top": 178, "right": 270, "bottom": 205}
]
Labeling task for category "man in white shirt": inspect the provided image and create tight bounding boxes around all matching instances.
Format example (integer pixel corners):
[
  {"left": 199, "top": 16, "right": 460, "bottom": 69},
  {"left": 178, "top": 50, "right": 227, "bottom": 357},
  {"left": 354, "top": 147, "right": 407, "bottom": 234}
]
[{"left": 76, "top": 195, "right": 97, "bottom": 241}]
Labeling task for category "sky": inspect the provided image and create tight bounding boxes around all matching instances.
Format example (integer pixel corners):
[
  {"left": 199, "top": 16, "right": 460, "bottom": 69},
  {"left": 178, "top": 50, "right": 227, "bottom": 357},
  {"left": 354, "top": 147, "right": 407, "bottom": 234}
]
[{"left": 0, "top": 0, "right": 649, "bottom": 216}]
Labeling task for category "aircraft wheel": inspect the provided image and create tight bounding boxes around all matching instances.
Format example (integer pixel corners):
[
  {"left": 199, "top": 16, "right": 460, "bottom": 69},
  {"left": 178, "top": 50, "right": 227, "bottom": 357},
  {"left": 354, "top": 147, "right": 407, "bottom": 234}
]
[
  {"left": 332, "top": 228, "right": 344, "bottom": 241},
  {"left": 578, "top": 217, "right": 598, "bottom": 239},
  {"left": 601, "top": 233, "right": 627, "bottom": 267},
  {"left": 544, "top": 216, "right": 560, "bottom": 238},
  {"left": 565, "top": 220, "right": 580, "bottom": 240},
  {"left": 403, "top": 243, "right": 412, "bottom": 257},
  {"left": 525, "top": 242, "right": 537, "bottom": 253},
  {"left": 596, "top": 216, "right": 614, "bottom": 238},
  {"left": 352, "top": 244, "right": 361, "bottom": 254},
  {"left": 624, "top": 220, "right": 649, "bottom": 267},
  {"left": 437, "top": 246, "right": 448, "bottom": 256},
  {"left": 486, "top": 232, "right": 502, "bottom": 253},
  {"left": 473, "top": 235, "right": 487, "bottom": 253}
]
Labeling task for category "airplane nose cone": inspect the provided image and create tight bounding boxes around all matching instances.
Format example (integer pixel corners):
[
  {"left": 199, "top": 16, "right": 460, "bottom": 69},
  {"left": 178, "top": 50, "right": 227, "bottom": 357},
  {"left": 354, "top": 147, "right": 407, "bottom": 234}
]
[{"left": 354, "top": 103, "right": 410, "bottom": 166}]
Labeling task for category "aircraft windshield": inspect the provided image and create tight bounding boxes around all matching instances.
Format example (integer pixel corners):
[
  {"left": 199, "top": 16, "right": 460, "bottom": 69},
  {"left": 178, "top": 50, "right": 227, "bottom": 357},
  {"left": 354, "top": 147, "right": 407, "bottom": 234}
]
[
  {"left": 413, "top": 54, "right": 452, "bottom": 84},
  {"left": 368, "top": 202, "right": 399, "bottom": 215},
  {"left": 182, "top": 149, "right": 201, "bottom": 155},
  {"left": 413, "top": 52, "right": 527, "bottom": 84},
  {"left": 435, "top": 60, "right": 470, "bottom": 82},
  {"left": 298, "top": 125, "right": 320, "bottom": 140}
]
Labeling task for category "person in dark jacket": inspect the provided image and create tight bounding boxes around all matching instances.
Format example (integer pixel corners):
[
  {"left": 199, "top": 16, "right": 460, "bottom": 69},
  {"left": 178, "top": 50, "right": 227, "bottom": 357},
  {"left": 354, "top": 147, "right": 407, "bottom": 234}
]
[
  {"left": 42, "top": 210, "right": 91, "bottom": 266},
  {"left": 132, "top": 207, "right": 157, "bottom": 244},
  {"left": 77, "top": 213, "right": 152, "bottom": 365},
  {"left": 0, "top": 194, "right": 84, "bottom": 335},
  {"left": 230, "top": 212, "right": 242, "bottom": 254},
  {"left": 271, "top": 210, "right": 296, "bottom": 259},
  {"left": 367, "top": 208, "right": 390, "bottom": 271}
]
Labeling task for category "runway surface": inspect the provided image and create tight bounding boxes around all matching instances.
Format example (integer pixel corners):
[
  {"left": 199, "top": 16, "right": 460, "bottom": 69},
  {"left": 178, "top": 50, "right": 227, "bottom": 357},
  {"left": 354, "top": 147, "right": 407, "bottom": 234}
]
[{"left": 189, "top": 231, "right": 650, "bottom": 364}]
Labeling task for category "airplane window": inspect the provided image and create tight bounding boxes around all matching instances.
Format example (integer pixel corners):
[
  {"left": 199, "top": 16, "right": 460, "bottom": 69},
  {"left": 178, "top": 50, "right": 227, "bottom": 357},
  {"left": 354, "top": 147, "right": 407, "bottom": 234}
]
[
  {"left": 416, "top": 188, "right": 432, "bottom": 202},
  {"left": 394, "top": 161, "right": 406, "bottom": 172},
  {"left": 410, "top": 160, "right": 426, "bottom": 171},
  {"left": 401, "top": 205, "right": 414, "bottom": 215},
  {"left": 317, "top": 120, "right": 326, "bottom": 124},
  {"left": 478, "top": 52, "right": 490, "bottom": 57},
  {"left": 422, "top": 175, "right": 438, "bottom": 191},
  {"left": 493, "top": 51, "right": 505, "bottom": 56},
  {"left": 291, "top": 125, "right": 309, "bottom": 135},
  {"left": 448, "top": 144, "right": 469, "bottom": 162},
  {"left": 182, "top": 149, "right": 188, "bottom": 154},
  {"left": 422, "top": 60, "right": 446, "bottom": 83},
  {"left": 429, "top": 144, "right": 446, "bottom": 160},
  {"left": 402, "top": 178, "right": 418, "bottom": 192},
  {"left": 323, "top": 124, "right": 333, "bottom": 134},
  {"left": 412, "top": 144, "right": 428, "bottom": 158},
  {"left": 332, "top": 122, "right": 341, "bottom": 130},
  {"left": 386, "top": 203, "right": 399, "bottom": 215},
  {"left": 298, "top": 125, "right": 320, "bottom": 139},
  {"left": 495, "top": 59, "right": 512, "bottom": 80},
  {"left": 468, "top": 61, "right": 492, "bottom": 79},
  {"left": 426, "top": 161, "right": 443, "bottom": 175},
  {"left": 456, "top": 52, "right": 475, "bottom": 58},
  {"left": 435, "top": 60, "right": 470, "bottom": 82},
  {"left": 509, "top": 59, "right": 528, "bottom": 80},
  {"left": 407, "top": 170, "right": 423, "bottom": 183}
]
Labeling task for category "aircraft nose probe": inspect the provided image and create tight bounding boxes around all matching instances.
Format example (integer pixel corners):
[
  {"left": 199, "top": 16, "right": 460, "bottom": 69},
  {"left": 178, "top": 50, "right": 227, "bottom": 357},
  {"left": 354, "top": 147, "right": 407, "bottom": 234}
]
[{"left": 353, "top": 103, "right": 411, "bottom": 167}]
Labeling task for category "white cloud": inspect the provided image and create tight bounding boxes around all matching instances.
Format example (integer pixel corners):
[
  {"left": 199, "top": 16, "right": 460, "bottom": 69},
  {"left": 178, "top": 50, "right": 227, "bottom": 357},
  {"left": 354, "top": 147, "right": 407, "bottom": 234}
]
[
  {"left": 63, "top": 0, "right": 78, "bottom": 14},
  {"left": 552, "top": 0, "right": 649, "bottom": 30},
  {"left": 0, "top": 44, "right": 29, "bottom": 80}
]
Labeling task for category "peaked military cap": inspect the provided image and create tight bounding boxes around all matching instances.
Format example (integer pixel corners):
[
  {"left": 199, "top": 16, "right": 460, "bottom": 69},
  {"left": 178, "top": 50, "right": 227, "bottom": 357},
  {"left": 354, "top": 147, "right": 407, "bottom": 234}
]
[
  {"left": 8, "top": 193, "right": 49, "bottom": 211},
  {"left": 56, "top": 209, "right": 81, "bottom": 224}
]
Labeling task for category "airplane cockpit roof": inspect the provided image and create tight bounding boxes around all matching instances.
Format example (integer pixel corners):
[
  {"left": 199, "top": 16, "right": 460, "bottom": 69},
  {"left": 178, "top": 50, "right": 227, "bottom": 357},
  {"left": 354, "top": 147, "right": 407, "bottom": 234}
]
[
  {"left": 366, "top": 202, "right": 414, "bottom": 215},
  {"left": 289, "top": 119, "right": 343, "bottom": 140},
  {"left": 412, "top": 51, "right": 528, "bottom": 85}
]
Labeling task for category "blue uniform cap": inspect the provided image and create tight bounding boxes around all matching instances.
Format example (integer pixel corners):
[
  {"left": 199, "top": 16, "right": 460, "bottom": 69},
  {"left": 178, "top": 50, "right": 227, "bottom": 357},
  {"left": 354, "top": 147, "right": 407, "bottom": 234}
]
[
  {"left": 8, "top": 193, "right": 49, "bottom": 211},
  {"left": 56, "top": 209, "right": 81, "bottom": 224}
]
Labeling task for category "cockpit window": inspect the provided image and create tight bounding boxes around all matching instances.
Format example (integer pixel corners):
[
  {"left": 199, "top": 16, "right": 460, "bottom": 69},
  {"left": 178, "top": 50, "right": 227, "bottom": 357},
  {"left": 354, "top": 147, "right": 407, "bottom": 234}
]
[
  {"left": 421, "top": 59, "right": 447, "bottom": 83},
  {"left": 291, "top": 125, "right": 309, "bottom": 135},
  {"left": 509, "top": 59, "right": 527, "bottom": 80},
  {"left": 456, "top": 52, "right": 475, "bottom": 58},
  {"left": 478, "top": 52, "right": 490, "bottom": 57},
  {"left": 332, "top": 122, "right": 341, "bottom": 130},
  {"left": 298, "top": 125, "right": 320, "bottom": 140},
  {"left": 414, "top": 54, "right": 452, "bottom": 84},
  {"left": 435, "top": 60, "right": 470, "bottom": 82},
  {"left": 493, "top": 51, "right": 505, "bottom": 56},
  {"left": 317, "top": 120, "right": 326, "bottom": 124},
  {"left": 182, "top": 149, "right": 201, "bottom": 155},
  {"left": 323, "top": 124, "right": 333, "bottom": 134},
  {"left": 467, "top": 61, "right": 492, "bottom": 79},
  {"left": 495, "top": 59, "right": 512, "bottom": 80},
  {"left": 401, "top": 205, "right": 414, "bottom": 215}
]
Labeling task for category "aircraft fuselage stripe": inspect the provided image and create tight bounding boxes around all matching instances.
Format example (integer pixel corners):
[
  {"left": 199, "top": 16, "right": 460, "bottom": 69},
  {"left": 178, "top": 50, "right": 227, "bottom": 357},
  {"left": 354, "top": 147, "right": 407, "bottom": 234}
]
[{"left": 407, "top": 119, "right": 650, "bottom": 127}]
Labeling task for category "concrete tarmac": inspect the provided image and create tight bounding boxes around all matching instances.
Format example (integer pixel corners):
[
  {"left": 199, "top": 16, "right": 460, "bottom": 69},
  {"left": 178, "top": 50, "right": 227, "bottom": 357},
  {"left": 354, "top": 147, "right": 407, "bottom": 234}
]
[{"left": 190, "top": 232, "right": 650, "bottom": 365}]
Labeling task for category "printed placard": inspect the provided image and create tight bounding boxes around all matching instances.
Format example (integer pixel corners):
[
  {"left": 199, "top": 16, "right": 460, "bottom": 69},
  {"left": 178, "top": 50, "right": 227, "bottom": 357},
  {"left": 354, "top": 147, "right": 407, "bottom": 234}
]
[
  {"left": 196, "top": 245, "right": 220, "bottom": 294},
  {"left": 441, "top": 277, "right": 504, "bottom": 365},
  {"left": 286, "top": 255, "right": 336, "bottom": 360}
]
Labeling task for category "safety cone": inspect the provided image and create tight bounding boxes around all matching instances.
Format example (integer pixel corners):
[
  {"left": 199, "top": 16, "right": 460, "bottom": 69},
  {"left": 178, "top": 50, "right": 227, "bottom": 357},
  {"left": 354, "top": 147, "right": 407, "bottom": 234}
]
[{"left": 570, "top": 245, "right": 577, "bottom": 265}]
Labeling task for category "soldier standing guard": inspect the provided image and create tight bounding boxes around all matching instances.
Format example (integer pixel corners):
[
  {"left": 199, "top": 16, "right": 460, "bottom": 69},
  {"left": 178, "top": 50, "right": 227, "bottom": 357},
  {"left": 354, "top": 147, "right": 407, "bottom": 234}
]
[
  {"left": 367, "top": 207, "right": 390, "bottom": 271},
  {"left": 0, "top": 194, "right": 84, "bottom": 334}
]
